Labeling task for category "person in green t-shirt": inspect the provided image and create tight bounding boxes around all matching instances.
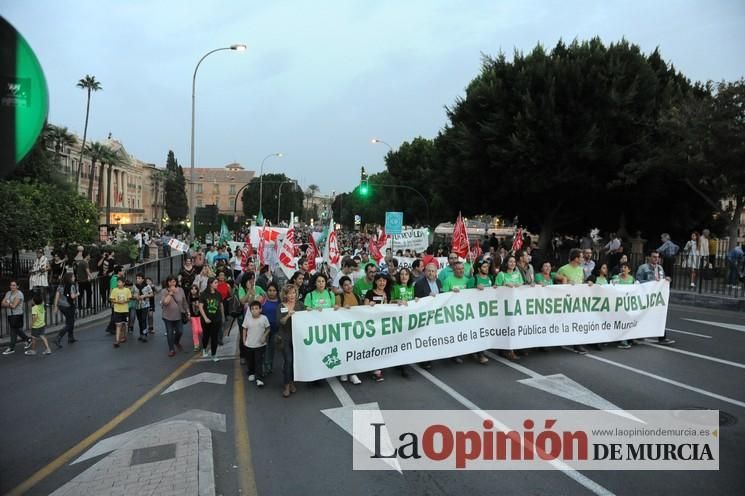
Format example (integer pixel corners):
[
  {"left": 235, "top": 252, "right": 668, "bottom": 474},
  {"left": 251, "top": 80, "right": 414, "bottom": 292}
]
[
  {"left": 304, "top": 273, "right": 335, "bottom": 310},
  {"left": 611, "top": 263, "right": 637, "bottom": 285},
  {"left": 438, "top": 253, "right": 472, "bottom": 283},
  {"left": 555, "top": 249, "right": 593, "bottom": 354},
  {"left": 590, "top": 263, "right": 610, "bottom": 285},
  {"left": 391, "top": 268, "right": 416, "bottom": 304},
  {"left": 27, "top": 293, "right": 52, "bottom": 355},
  {"left": 556, "top": 249, "right": 589, "bottom": 285},
  {"left": 442, "top": 262, "right": 470, "bottom": 292},
  {"left": 353, "top": 263, "right": 377, "bottom": 300},
  {"left": 468, "top": 259, "right": 494, "bottom": 289},
  {"left": 495, "top": 256, "right": 524, "bottom": 287},
  {"left": 534, "top": 261, "right": 556, "bottom": 285}
]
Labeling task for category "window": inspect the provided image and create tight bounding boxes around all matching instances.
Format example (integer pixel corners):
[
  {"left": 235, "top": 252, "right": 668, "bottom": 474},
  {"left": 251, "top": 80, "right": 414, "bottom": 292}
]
[
  {"left": 196, "top": 184, "right": 203, "bottom": 193},
  {"left": 229, "top": 184, "right": 236, "bottom": 194},
  {"left": 197, "top": 199, "right": 203, "bottom": 207},
  {"left": 215, "top": 198, "right": 220, "bottom": 208},
  {"left": 213, "top": 183, "right": 220, "bottom": 193}
]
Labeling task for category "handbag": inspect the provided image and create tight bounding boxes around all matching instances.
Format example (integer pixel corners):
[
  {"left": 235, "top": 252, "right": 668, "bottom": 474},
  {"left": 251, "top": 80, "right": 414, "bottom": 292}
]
[
  {"left": 181, "top": 312, "right": 189, "bottom": 324},
  {"left": 228, "top": 289, "right": 243, "bottom": 317}
]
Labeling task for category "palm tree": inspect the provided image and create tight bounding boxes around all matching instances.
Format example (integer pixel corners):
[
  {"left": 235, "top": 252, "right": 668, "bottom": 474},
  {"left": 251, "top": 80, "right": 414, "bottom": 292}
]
[
  {"left": 101, "top": 147, "right": 123, "bottom": 225},
  {"left": 45, "top": 124, "right": 76, "bottom": 171},
  {"left": 305, "top": 183, "right": 319, "bottom": 210},
  {"left": 86, "top": 141, "right": 108, "bottom": 202},
  {"left": 75, "top": 75, "right": 103, "bottom": 189}
]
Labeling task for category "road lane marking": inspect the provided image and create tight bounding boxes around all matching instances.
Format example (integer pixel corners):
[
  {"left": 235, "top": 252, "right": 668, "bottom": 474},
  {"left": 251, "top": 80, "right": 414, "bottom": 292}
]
[
  {"left": 639, "top": 342, "right": 745, "bottom": 370},
  {"left": 323, "top": 377, "right": 402, "bottom": 472},
  {"left": 581, "top": 353, "right": 745, "bottom": 409},
  {"left": 665, "top": 328, "right": 712, "bottom": 339},
  {"left": 484, "top": 351, "right": 642, "bottom": 422},
  {"left": 683, "top": 319, "right": 745, "bottom": 334},
  {"left": 161, "top": 372, "right": 228, "bottom": 394},
  {"left": 411, "top": 365, "right": 615, "bottom": 496},
  {"left": 6, "top": 357, "right": 195, "bottom": 496},
  {"left": 233, "top": 358, "right": 258, "bottom": 496}
]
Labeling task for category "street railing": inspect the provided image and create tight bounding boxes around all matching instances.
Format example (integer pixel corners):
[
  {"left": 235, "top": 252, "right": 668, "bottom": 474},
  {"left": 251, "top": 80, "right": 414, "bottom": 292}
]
[{"left": 0, "top": 254, "right": 183, "bottom": 339}]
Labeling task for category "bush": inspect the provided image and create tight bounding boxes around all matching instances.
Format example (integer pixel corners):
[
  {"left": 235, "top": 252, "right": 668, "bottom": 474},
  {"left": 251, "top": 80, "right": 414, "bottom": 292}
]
[{"left": 112, "top": 239, "right": 138, "bottom": 266}]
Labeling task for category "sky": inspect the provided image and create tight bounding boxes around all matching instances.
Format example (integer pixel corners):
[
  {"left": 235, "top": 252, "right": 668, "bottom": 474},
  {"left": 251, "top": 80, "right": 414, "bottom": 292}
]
[{"left": 2, "top": 1, "right": 744, "bottom": 196}]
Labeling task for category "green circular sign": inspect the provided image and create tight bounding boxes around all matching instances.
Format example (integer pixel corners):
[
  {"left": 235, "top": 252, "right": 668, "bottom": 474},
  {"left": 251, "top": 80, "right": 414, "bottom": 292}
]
[{"left": 0, "top": 17, "right": 49, "bottom": 176}]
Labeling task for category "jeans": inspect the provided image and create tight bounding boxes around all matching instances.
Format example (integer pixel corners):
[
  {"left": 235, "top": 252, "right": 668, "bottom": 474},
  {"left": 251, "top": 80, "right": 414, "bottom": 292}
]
[
  {"left": 264, "top": 326, "right": 279, "bottom": 373},
  {"left": 135, "top": 308, "right": 148, "bottom": 336},
  {"left": 246, "top": 346, "right": 266, "bottom": 379},
  {"left": 77, "top": 281, "right": 92, "bottom": 309},
  {"left": 57, "top": 305, "right": 76, "bottom": 342},
  {"left": 7, "top": 315, "right": 30, "bottom": 349},
  {"left": 163, "top": 319, "right": 183, "bottom": 352},
  {"left": 281, "top": 334, "right": 293, "bottom": 385},
  {"left": 202, "top": 318, "right": 221, "bottom": 356},
  {"left": 727, "top": 260, "right": 741, "bottom": 286}
]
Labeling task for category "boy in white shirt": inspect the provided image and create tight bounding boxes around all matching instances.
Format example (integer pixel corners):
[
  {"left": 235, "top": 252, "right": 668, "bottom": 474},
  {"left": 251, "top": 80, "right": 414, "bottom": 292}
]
[{"left": 242, "top": 300, "right": 270, "bottom": 387}]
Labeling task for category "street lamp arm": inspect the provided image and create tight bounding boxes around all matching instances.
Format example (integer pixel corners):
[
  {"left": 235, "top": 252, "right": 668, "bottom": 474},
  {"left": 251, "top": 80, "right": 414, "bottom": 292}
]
[
  {"left": 192, "top": 47, "right": 232, "bottom": 95},
  {"left": 234, "top": 179, "right": 295, "bottom": 215}
]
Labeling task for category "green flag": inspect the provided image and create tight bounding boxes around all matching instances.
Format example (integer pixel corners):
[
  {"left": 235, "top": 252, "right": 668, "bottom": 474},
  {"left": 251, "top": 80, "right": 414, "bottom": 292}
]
[{"left": 219, "top": 219, "right": 231, "bottom": 245}]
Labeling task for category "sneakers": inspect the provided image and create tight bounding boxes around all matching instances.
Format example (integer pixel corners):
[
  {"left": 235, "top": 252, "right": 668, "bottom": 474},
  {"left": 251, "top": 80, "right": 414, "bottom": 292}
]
[
  {"left": 256, "top": 379, "right": 265, "bottom": 388},
  {"left": 340, "top": 375, "right": 348, "bottom": 382},
  {"left": 478, "top": 354, "right": 489, "bottom": 364},
  {"left": 2, "top": 348, "right": 15, "bottom": 355},
  {"left": 350, "top": 374, "right": 362, "bottom": 385},
  {"left": 24, "top": 339, "right": 32, "bottom": 350},
  {"left": 574, "top": 345, "right": 588, "bottom": 355},
  {"left": 42, "top": 350, "right": 52, "bottom": 355},
  {"left": 212, "top": 356, "right": 219, "bottom": 363},
  {"left": 168, "top": 350, "right": 176, "bottom": 357},
  {"left": 25, "top": 350, "right": 37, "bottom": 355},
  {"left": 193, "top": 346, "right": 200, "bottom": 352},
  {"left": 202, "top": 349, "right": 209, "bottom": 358},
  {"left": 373, "top": 371, "right": 384, "bottom": 382},
  {"left": 248, "top": 374, "right": 256, "bottom": 381},
  {"left": 453, "top": 357, "right": 464, "bottom": 364},
  {"left": 658, "top": 338, "right": 676, "bottom": 346},
  {"left": 617, "top": 342, "right": 631, "bottom": 350}
]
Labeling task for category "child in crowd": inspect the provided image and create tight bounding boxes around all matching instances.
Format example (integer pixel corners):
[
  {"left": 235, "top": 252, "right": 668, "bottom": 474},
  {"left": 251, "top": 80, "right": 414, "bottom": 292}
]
[
  {"left": 27, "top": 293, "right": 52, "bottom": 356},
  {"left": 145, "top": 277, "right": 156, "bottom": 334},
  {"left": 242, "top": 300, "right": 270, "bottom": 388},
  {"left": 187, "top": 284, "right": 203, "bottom": 352},
  {"left": 110, "top": 278, "right": 132, "bottom": 348}
]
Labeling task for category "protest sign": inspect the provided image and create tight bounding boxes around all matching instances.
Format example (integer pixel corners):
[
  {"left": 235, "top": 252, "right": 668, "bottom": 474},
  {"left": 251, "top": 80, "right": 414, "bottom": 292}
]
[{"left": 292, "top": 281, "right": 669, "bottom": 381}]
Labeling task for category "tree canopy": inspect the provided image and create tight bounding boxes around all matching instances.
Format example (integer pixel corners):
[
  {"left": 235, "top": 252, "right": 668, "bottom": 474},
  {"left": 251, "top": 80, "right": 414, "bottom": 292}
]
[
  {"left": 241, "top": 172, "right": 304, "bottom": 224},
  {"left": 164, "top": 150, "right": 188, "bottom": 220}
]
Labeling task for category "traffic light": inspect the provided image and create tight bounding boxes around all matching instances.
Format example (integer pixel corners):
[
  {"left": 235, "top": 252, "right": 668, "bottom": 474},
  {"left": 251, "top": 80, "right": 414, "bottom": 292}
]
[{"left": 359, "top": 166, "right": 369, "bottom": 197}]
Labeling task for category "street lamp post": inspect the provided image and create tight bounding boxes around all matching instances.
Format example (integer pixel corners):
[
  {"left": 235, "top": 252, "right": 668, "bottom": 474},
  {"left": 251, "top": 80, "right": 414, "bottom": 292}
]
[
  {"left": 277, "top": 179, "right": 298, "bottom": 225},
  {"left": 189, "top": 43, "right": 246, "bottom": 239},
  {"left": 371, "top": 138, "right": 393, "bottom": 153},
  {"left": 257, "top": 152, "right": 283, "bottom": 220}
]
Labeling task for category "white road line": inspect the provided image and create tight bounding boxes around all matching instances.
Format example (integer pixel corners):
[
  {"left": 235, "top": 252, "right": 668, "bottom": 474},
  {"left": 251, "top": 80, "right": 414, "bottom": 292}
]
[
  {"left": 683, "top": 319, "right": 745, "bottom": 334},
  {"left": 411, "top": 365, "right": 615, "bottom": 496},
  {"left": 326, "top": 376, "right": 355, "bottom": 407},
  {"left": 665, "top": 328, "right": 712, "bottom": 339},
  {"left": 581, "top": 353, "right": 745, "bottom": 409},
  {"left": 639, "top": 342, "right": 745, "bottom": 370}
]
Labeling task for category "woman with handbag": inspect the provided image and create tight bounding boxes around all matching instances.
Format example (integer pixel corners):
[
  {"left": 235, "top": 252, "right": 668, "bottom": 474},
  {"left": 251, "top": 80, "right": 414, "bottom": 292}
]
[{"left": 160, "top": 275, "right": 189, "bottom": 357}]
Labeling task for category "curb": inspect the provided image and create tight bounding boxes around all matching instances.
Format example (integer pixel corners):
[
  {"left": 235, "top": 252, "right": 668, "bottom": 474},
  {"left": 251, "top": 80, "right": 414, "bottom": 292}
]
[
  {"left": 0, "top": 310, "right": 111, "bottom": 347},
  {"left": 669, "top": 291, "right": 745, "bottom": 312}
]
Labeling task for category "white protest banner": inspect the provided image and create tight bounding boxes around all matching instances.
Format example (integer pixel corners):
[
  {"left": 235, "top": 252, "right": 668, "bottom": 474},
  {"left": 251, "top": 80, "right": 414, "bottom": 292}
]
[
  {"left": 383, "top": 228, "right": 429, "bottom": 253},
  {"left": 167, "top": 238, "right": 189, "bottom": 253},
  {"left": 292, "top": 281, "right": 669, "bottom": 381}
]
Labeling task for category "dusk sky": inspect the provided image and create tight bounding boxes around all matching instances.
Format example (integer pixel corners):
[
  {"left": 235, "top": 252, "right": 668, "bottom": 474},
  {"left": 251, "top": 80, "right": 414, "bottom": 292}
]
[{"left": 2, "top": 1, "right": 744, "bottom": 196}]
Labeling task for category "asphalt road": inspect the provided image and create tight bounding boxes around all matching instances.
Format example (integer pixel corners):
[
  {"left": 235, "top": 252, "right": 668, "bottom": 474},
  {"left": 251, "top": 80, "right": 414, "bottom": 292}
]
[{"left": 0, "top": 303, "right": 743, "bottom": 495}]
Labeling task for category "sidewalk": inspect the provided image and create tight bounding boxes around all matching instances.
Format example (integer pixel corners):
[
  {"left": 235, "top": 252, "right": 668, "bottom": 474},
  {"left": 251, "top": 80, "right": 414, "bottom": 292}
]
[
  {"left": 0, "top": 308, "right": 111, "bottom": 347},
  {"left": 669, "top": 289, "right": 745, "bottom": 312}
]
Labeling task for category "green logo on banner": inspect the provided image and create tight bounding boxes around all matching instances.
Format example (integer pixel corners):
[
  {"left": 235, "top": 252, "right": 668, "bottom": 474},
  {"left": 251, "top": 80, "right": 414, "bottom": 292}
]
[{"left": 322, "top": 347, "right": 341, "bottom": 369}]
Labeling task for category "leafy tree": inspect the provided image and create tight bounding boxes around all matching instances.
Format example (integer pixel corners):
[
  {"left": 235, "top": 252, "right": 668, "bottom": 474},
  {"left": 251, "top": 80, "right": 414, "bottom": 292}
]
[
  {"left": 45, "top": 124, "right": 76, "bottom": 171},
  {"left": 164, "top": 150, "right": 188, "bottom": 220},
  {"left": 241, "top": 173, "right": 304, "bottom": 223},
  {"left": 75, "top": 75, "right": 103, "bottom": 188}
]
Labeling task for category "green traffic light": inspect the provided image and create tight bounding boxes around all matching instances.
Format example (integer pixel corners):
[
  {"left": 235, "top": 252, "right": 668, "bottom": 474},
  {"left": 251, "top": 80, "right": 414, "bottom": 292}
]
[{"left": 359, "top": 183, "right": 369, "bottom": 196}]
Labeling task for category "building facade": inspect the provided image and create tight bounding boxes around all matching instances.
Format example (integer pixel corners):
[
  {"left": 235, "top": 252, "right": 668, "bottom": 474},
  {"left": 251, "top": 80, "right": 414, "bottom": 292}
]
[{"left": 190, "top": 163, "right": 255, "bottom": 216}]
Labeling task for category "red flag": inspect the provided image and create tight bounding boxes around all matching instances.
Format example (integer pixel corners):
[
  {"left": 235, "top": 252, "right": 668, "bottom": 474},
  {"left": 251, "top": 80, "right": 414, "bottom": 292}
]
[
  {"left": 369, "top": 237, "right": 384, "bottom": 263},
  {"left": 511, "top": 228, "right": 524, "bottom": 253},
  {"left": 376, "top": 226, "right": 389, "bottom": 250},
  {"left": 306, "top": 234, "right": 319, "bottom": 272},
  {"left": 451, "top": 212, "right": 470, "bottom": 259},
  {"left": 278, "top": 221, "right": 297, "bottom": 278},
  {"left": 470, "top": 240, "right": 482, "bottom": 260},
  {"left": 327, "top": 227, "right": 341, "bottom": 266},
  {"left": 241, "top": 235, "right": 254, "bottom": 270},
  {"left": 262, "top": 228, "right": 280, "bottom": 242}
]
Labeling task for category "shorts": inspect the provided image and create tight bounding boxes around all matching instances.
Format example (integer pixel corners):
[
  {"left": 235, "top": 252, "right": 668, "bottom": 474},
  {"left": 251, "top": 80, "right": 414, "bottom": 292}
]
[
  {"left": 31, "top": 326, "right": 45, "bottom": 338},
  {"left": 113, "top": 312, "right": 129, "bottom": 324}
]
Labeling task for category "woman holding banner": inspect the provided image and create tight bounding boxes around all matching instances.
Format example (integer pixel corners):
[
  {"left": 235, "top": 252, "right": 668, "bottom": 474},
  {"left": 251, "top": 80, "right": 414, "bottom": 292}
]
[
  {"left": 278, "top": 285, "right": 304, "bottom": 397},
  {"left": 364, "top": 274, "right": 392, "bottom": 382}
]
